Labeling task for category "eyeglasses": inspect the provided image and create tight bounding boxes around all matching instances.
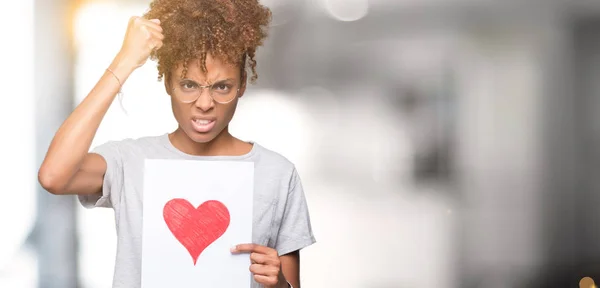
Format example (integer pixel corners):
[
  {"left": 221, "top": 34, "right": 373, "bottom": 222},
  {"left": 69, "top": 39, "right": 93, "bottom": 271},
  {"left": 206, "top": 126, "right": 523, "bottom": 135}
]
[{"left": 171, "top": 78, "right": 240, "bottom": 104}]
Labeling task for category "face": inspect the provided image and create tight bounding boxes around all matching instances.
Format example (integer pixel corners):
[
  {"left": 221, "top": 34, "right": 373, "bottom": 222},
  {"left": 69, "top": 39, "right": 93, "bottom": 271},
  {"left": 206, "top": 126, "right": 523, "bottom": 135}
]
[{"left": 166, "top": 54, "right": 246, "bottom": 144}]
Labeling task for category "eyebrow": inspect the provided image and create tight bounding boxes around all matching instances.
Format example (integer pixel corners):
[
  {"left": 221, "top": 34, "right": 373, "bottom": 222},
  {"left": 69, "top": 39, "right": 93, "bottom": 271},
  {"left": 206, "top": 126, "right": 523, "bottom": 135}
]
[{"left": 179, "top": 78, "right": 236, "bottom": 84}]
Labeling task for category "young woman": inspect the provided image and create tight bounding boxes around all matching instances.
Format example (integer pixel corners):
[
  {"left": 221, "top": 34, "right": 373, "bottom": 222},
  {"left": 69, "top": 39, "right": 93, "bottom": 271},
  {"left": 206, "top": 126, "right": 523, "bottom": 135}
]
[{"left": 37, "top": 0, "right": 315, "bottom": 287}]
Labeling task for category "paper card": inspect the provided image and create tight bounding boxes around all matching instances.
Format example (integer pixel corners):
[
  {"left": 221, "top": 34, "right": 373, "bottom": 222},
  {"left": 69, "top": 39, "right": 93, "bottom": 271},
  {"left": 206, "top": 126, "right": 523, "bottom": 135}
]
[{"left": 141, "top": 159, "right": 254, "bottom": 288}]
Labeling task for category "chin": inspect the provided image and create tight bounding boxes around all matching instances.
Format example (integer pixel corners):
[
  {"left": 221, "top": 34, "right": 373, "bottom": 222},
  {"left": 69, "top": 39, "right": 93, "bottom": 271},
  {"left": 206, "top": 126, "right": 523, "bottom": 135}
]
[
  {"left": 182, "top": 126, "right": 222, "bottom": 144},
  {"left": 187, "top": 131, "right": 218, "bottom": 143}
]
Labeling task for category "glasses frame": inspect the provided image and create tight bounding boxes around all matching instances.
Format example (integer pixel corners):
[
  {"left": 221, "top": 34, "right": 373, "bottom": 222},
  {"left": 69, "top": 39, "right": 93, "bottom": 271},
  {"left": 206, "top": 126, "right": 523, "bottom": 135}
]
[{"left": 171, "top": 80, "right": 241, "bottom": 105}]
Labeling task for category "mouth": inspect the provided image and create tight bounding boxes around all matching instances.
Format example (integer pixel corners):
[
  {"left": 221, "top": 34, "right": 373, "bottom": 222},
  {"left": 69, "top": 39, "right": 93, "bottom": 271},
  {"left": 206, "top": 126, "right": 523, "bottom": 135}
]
[{"left": 191, "top": 118, "right": 216, "bottom": 133}]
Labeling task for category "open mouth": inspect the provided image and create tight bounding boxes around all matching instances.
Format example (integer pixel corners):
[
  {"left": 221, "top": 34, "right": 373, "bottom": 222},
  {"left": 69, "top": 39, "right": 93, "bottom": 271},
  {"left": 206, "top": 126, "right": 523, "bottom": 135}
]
[{"left": 191, "top": 118, "right": 216, "bottom": 133}]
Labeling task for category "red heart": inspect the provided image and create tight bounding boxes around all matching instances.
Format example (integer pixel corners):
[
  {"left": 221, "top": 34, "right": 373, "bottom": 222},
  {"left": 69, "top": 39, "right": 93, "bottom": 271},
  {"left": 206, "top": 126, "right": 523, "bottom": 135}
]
[{"left": 163, "top": 199, "right": 230, "bottom": 265}]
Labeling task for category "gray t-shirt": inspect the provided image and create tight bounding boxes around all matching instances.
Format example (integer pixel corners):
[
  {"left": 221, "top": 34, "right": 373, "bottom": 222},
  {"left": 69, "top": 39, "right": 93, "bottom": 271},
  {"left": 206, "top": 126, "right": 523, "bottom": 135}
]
[{"left": 79, "top": 134, "right": 316, "bottom": 288}]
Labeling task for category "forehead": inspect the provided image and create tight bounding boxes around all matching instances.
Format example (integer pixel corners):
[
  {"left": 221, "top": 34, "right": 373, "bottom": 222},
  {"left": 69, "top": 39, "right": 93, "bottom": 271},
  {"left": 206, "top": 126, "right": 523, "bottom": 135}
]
[{"left": 172, "top": 54, "right": 241, "bottom": 81}]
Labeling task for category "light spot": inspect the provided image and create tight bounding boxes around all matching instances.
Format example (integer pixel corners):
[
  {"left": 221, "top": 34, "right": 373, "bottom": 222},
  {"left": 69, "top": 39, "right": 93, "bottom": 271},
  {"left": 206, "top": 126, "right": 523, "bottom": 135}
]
[
  {"left": 580, "top": 277, "right": 596, "bottom": 288},
  {"left": 323, "top": 0, "right": 369, "bottom": 22}
]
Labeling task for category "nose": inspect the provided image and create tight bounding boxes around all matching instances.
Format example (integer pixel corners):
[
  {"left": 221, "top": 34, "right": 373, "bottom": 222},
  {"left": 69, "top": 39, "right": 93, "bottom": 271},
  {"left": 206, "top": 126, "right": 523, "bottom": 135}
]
[{"left": 194, "top": 88, "right": 214, "bottom": 111}]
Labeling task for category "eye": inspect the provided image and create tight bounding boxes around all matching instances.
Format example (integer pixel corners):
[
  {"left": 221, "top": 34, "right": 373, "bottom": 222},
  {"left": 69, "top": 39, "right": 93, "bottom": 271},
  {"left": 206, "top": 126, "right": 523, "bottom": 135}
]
[
  {"left": 214, "top": 83, "right": 231, "bottom": 92},
  {"left": 180, "top": 80, "right": 198, "bottom": 91}
]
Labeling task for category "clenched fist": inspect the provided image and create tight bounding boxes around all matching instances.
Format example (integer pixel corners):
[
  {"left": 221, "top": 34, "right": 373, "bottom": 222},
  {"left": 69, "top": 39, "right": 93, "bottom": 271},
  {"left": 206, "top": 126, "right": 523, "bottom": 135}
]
[{"left": 116, "top": 16, "right": 164, "bottom": 70}]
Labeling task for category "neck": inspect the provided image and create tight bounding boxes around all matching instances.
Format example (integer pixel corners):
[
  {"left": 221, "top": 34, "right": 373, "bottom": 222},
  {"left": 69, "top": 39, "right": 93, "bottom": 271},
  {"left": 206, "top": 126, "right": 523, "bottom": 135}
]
[{"left": 169, "top": 126, "right": 236, "bottom": 156}]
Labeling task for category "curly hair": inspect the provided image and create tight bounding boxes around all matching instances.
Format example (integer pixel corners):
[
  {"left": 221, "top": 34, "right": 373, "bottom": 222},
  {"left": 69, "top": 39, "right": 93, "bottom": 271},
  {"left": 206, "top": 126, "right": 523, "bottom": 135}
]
[{"left": 143, "top": 0, "right": 272, "bottom": 83}]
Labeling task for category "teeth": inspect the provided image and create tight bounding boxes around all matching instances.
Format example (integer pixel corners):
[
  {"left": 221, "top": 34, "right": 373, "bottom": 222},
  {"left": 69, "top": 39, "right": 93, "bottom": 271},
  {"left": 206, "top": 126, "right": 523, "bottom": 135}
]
[{"left": 195, "top": 119, "right": 212, "bottom": 125}]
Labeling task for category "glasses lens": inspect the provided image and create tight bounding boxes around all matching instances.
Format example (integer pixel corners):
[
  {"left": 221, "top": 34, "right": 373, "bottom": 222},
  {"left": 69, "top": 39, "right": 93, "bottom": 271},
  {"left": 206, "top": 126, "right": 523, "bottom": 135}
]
[
  {"left": 174, "top": 81, "right": 238, "bottom": 104},
  {"left": 177, "top": 90, "right": 200, "bottom": 103},
  {"left": 210, "top": 84, "right": 238, "bottom": 104},
  {"left": 175, "top": 82, "right": 201, "bottom": 103}
]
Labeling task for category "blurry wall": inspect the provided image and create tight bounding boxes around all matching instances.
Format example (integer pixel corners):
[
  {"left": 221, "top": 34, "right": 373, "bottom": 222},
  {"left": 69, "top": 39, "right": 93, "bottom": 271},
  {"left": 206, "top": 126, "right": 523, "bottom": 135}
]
[
  {"left": 4, "top": 0, "right": 600, "bottom": 288},
  {"left": 455, "top": 19, "right": 549, "bottom": 288},
  {"left": 34, "top": 0, "right": 79, "bottom": 287},
  {"left": 573, "top": 18, "right": 600, "bottom": 261},
  {"left": 535, "top": 16, "right": 600, "bottom": 286},
  {"left": 0, "top": 0, "right": 37, "bottom": 287}
]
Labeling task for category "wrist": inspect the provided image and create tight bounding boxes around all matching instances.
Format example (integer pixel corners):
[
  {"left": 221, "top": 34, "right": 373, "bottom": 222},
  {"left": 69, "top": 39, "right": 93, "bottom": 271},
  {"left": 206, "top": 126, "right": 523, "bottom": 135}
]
[
  {"left": 276, "top": 275, "right": 291, "bottom": 288},
  {"left": 109, "top": 52, "right": 137, "bottom": 82}
]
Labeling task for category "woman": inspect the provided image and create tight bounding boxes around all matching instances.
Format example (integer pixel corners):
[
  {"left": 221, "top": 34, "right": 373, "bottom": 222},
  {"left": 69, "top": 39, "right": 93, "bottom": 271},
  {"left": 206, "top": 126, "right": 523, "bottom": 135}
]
[{"left": 37, "top": 0, "right": 315, "bottom": 287}]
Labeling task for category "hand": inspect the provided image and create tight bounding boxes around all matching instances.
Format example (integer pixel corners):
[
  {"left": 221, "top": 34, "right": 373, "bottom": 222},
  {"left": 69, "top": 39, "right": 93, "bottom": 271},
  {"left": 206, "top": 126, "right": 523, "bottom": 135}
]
[
  {"left": 231, "top": 244, "right": 288, "bottom": 288},
  {"left": 114, "top": 16, "right": 164, "bottom": 71}
]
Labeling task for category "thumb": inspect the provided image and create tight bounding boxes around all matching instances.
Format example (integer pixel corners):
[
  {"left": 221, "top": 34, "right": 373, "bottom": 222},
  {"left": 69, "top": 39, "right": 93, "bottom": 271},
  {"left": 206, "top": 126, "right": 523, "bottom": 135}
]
[{"left": 149, "top": 19, "right": 160, "bottom": 24}]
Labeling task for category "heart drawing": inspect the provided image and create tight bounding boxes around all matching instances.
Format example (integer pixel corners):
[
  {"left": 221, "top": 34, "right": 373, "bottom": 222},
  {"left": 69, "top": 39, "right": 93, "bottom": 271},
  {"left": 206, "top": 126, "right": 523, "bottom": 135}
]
[{"left": 163, "top": 199, "right": 230, "bottom": 265}]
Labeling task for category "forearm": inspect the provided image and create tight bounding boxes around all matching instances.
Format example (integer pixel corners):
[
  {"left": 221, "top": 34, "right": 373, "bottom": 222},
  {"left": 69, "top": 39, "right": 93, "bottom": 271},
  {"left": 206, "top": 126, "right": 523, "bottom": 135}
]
[
  {"left": 279, "top": 279, "right": 294, "bottom": 288},
  {"left": 280, "top": 251, "right": 300, "bottom": 288},
  {"left": 39, "top": 56, "right": 135, "bottom": 191}
]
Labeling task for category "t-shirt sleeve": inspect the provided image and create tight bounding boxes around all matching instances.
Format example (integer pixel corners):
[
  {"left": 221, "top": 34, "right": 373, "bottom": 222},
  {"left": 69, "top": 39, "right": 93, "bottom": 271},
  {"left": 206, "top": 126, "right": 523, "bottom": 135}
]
[
  {"left": 274, "top": 168, "right": 316, "bottom": 256},
  {"left": 78, "top": 141, "right": 124, "bottom": 209}
]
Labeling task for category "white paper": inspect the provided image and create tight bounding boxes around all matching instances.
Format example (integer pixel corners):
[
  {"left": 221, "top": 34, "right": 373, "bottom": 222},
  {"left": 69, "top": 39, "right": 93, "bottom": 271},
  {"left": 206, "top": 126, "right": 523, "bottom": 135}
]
[{"left": 141, "top": 159, "right": 254, "bottom": 288}]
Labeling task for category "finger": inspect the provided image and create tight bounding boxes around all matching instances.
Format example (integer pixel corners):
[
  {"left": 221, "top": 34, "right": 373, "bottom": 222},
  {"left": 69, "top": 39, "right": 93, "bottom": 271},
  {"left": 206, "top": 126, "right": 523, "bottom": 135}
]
[
  {"left": 140, "top": 27, "right": 163, "bottom": 50},
  {"left": 249, "top": 263, "right": 279, "bottom": 276},
  {"left": 133, "top": 17, "right": 162, "bottom": 34},
  {"left": 232, "top": 244, "right": 275, "bottom": 255},
  {"left": 253, "top": 274, "right": 279, "bottom": 287},
  {"left": 141, "top": 18, "right": 163, "bottom": 32},
  {"left": 148, "top": 29, "right": 164, "bottom": 41},
  {"left": 250, "top": 252, "right": 279, "bottom": 266},
  {"left": 147, "top": 42, "right": 162, "bottom": 53},
  {"left": 153, "top": 40, "right": 164, "bottom": 51},
  {"left": 144, "top": 24, "right": 163, "bottom": 35},
  {"left": 129, "top": 16, "right": 141, "bottom": 25}
]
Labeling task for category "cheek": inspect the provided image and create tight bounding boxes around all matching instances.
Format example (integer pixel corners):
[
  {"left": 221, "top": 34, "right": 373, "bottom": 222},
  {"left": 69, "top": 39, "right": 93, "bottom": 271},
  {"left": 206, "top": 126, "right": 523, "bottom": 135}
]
[
  {"left": 170, "top": 99, "right": 187, "bottom": 121},
  {"left": 218, "top": 103, "right": 238, "bottom": 122}
]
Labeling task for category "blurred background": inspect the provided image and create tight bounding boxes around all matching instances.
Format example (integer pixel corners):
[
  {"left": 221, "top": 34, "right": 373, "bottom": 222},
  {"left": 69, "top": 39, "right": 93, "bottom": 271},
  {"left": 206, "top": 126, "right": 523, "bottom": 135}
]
[{"left": 2, "top": 0, "right": 600, "bottom": 287}]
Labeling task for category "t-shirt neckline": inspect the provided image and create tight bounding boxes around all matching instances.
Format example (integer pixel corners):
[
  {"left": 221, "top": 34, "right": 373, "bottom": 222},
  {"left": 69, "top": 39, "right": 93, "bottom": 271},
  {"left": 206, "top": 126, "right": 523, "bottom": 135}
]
[{"left": 160, "top": 133, "right": 257, "bottom": 160}]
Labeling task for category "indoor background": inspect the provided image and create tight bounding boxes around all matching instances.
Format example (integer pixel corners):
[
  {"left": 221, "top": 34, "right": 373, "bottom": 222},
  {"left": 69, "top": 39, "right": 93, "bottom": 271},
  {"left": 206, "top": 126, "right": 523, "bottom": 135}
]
[{"left": 2, "top": 0, "right": 600, "bottom": 287}]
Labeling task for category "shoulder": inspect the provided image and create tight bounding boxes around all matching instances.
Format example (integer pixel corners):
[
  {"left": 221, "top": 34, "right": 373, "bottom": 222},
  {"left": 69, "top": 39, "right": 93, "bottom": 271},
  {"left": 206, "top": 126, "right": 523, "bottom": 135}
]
[
  {"left": 252, "top": 143, "right": 300, "bottom": 185},
  {"left": 253, "top": 143, "right": 296, "bottom": 170},
  {"left": 91, "top": 134, "right": 167, "bottom": 159},
  {"left": 93, "top": 134, "right": 166, "bottom": 151}
]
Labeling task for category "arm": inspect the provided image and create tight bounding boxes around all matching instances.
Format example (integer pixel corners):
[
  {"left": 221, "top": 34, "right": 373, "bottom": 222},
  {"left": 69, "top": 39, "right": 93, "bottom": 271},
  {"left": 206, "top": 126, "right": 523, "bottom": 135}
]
[
  {"left": 275, "top": 168, "right": 315, "bottom": 288},
  {"left": 280, "top": 250, "right": 300, "bottom": 288},
  {"left": 38, "top": 17, "right": 163, "bottom": 195},
  {"left": 38, "top": 61, "right": 132, "bottom": 195}
]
